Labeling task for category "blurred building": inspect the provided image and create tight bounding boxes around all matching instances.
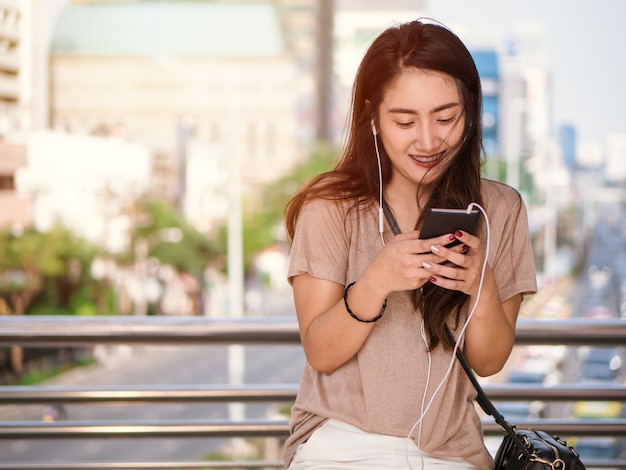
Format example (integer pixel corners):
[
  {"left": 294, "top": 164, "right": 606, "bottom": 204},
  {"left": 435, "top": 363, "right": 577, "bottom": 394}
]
[
  {"left": 0, "top": 0, "right": 20, "bottom": 135},
  {"left": 0, "top": 0, "right": 57, "bottom": 134},
  {"left": 0, "top": 0, "right": 79, "bottom": 232},
  {"left": 605, "top": 133, "right": 626, "bottom": 183},
  {"left": 498, "top": 52, "right": 527, "bottom": 189},
  {"left": 558, "top": 124, "right": 577, "bottom": 171},
  {"left": 472, "top": 50, "right": 499, "bottom": 157},
  {"left": 0, "top": 0, "right": 27, "bottom": 230},
  {"left": 0, "top": 142, "right": 28, "bottom": 228},
  {"left": 15, "top": 131, "right": 151, "bottom": 250},
  {"left": 48, "top": 1, "right": 311, "bottom": 233},
  {"left": 474, "top": 23, "right": 553, "bottom": 194}
]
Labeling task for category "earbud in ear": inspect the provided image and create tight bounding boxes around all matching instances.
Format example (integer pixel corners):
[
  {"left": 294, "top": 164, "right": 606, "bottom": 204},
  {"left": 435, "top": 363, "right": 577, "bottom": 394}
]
[{"left": 371, "top": 120, "right": 377, "bottom": 136}]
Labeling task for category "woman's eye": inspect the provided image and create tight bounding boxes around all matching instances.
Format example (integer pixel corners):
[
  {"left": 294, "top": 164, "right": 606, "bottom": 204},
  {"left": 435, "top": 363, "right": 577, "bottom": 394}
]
[
  {"left": 438, "top": 117, "right": 456, "bottom": 124},
  {"left": 396, "top": 122, "right": 413, "bottom": 129}
]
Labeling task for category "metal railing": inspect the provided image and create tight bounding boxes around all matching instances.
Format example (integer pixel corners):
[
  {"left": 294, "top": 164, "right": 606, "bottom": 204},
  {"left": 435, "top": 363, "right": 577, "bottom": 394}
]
[{"left": 1, "top": 316, "right": 625, "bottom": 469}]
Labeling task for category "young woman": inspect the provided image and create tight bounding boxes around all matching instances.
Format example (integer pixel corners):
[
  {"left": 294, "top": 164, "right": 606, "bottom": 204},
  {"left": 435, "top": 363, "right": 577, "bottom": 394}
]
[{"left": 283, "top": 19, "right": 537, "bottom": 469}]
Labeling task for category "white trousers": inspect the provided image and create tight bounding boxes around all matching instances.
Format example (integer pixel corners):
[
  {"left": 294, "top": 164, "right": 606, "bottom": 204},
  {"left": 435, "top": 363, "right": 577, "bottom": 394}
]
[{"left": 288, "top": 419, "right": 478, "bottom": 469}]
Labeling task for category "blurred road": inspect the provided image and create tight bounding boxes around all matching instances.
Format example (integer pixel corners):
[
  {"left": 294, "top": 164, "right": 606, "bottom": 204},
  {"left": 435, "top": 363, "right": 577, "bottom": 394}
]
[{"left": 0, "top": 342, "right": 306, "bottom": 464}]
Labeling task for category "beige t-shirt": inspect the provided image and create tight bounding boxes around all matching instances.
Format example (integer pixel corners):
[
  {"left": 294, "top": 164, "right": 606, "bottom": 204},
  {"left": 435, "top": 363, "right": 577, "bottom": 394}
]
[{"left": 284, "top": 179, "right": 537, "bottom": 469}]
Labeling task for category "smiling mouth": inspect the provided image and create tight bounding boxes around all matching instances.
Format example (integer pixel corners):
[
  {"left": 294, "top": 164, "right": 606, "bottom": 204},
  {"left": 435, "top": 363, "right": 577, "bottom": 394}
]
[{"left": 410, "top": 151, "right": 445, "bottom": 164}]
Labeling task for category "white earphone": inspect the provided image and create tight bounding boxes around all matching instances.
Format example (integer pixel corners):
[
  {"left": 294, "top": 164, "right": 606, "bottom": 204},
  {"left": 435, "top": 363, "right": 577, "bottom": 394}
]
[{"left": 372, "top": 119, "right": 385, "bottom": 245}]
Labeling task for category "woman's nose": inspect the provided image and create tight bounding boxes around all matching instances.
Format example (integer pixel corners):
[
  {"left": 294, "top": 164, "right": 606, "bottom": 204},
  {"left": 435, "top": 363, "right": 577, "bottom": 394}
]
[{"left": 414, "top": 121, "right": 436, "bottom": 151}]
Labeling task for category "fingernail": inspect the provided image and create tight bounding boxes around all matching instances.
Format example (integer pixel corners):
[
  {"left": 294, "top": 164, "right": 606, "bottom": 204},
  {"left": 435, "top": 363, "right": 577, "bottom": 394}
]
[
  {"left": 429, "top": 276, "right": 437, "bottom": 283},
  {"left": 423, "top": 261, "right": 432, "bottom": 269},
  {"left": 455, "top": 230, "right": 463, "bottom": 238},
  {"left": 430, "top": 245, "right": 440, "bottom": 253},
  {"left": 448, "top": 233, "right": 456, "bottom": 241},
  {"left": 462, "top": 244, "right": 469, "bottom": 253}
]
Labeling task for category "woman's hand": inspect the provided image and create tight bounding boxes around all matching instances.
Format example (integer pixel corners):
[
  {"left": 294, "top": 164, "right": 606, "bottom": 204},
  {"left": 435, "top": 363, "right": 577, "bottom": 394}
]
[
  {"left": 418, "top": 229, "right": 523, "bottom": 376},
  {"left": 419, "top": 229, "right": 483, "bottom": 295},
  {"left": 362, "top": 231, "right": 467, "bottom": 298}
]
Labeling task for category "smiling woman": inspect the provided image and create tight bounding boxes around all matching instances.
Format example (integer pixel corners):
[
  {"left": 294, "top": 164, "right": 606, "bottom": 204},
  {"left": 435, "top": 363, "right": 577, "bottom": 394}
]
[{"left": 283, "top": 18, "right": 537, "bottom": 470}]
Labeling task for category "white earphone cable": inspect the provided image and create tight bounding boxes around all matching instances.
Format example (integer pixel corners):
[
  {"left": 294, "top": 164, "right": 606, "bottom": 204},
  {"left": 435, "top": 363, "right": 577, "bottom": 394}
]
[
  {"left": 369, "top": 122, "right": 492, "bottom": 465},
  {"left": 406, "top": 202, "right": 491, "bottom": 468},
  {"left": 372, "top": 123, "right": 386, "bottom": 247}
]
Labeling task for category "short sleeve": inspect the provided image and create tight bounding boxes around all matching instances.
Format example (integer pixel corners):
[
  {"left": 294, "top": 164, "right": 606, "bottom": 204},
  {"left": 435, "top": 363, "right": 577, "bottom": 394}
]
[
  {"left": 287, "top": 198, "right": 351, "bottom": 286},
  {"left": 487, "top": 184, "right": 538, "bottom": 301}
]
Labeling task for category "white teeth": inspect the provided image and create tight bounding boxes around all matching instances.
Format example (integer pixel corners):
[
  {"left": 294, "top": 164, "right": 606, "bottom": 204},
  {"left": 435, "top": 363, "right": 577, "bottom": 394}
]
[{"left": 411, "top": 152, "right": 443, "bottom": 163}]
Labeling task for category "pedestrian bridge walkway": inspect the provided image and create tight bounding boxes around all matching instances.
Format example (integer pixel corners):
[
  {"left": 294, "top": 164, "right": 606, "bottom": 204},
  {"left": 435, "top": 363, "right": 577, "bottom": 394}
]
[{"left": 0, "top": 316, "right": 625, "bottom": 469}]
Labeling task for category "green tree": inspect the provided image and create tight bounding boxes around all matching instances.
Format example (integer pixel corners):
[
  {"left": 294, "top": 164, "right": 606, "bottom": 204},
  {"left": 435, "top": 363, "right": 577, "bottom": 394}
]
[
  {"left": 132, "top": 200, "right": 223, "bottom": 278},
  {"left": 0, "top": 224, "right": 98, "bottom": 373},
  {"left": 33, "top": 225, "right": 100, "bottom": 316}
]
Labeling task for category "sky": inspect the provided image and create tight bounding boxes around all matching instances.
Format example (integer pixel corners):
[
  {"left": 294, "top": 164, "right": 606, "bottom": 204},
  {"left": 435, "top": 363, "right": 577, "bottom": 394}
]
[{"left": 424, "top": 0, "right": 626, "bottom": 144}]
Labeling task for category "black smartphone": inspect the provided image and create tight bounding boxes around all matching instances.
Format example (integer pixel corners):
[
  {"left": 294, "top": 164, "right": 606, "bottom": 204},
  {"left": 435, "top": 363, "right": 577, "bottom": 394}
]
[{"left": 419, "top": 208, "right": 480, "bottom": 247}]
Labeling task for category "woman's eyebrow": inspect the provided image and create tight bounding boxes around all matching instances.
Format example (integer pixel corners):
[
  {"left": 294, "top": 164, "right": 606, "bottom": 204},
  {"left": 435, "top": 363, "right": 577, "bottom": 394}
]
[{"left": 388, "top": 102, "right": 461, "bottom": 115}]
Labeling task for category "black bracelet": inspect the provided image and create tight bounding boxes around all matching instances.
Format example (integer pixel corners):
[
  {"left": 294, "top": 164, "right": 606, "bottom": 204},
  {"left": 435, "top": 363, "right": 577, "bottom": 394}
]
[{"left": 343, "top": 281, "right": 386, "bottom": 323}]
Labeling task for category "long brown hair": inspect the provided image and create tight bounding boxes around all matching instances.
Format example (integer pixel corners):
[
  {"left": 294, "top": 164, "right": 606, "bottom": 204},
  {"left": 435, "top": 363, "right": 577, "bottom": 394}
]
[{"left": 285, "top": 19, "right": 485, "bottom": 349}]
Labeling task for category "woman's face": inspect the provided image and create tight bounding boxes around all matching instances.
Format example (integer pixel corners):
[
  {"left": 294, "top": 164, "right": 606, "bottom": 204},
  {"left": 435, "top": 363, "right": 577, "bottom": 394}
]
[{"left": 378, "top": 68, "right": 465, "bottom": 190}]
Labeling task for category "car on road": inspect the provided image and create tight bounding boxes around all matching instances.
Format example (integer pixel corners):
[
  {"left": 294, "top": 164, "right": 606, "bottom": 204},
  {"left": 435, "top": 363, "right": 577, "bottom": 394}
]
[
  {"left": 573, "top": 437, "right": 622, "bottom": 461},
  {"left": 573, "top": 346, "right": 624, "bottom": 420},
  {"left": 573, "top": 400, "right": 623, "bottom": 420},
  {"left": 495, "top": 400, "right": 545, "bottom": 422},
  {"left": 509, "top": 353, "right": 562, "bottom": 386},
  {"left": 500, "top": 350, "right": 558, "bottom": 422},
  {"left": 579, "top": 347, "right": 622, "bottom": 382}
]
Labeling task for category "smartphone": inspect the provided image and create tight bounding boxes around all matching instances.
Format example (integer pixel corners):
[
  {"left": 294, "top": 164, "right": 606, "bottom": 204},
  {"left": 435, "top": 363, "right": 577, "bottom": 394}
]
[{"left": 419, "top": 208, "right": 480, "bottom": 247}]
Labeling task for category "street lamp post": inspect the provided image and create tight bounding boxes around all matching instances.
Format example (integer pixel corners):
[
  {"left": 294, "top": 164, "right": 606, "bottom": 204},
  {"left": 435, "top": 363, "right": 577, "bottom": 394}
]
[{"left": 226, "top": 79, "right": 246, "bottom": 456}]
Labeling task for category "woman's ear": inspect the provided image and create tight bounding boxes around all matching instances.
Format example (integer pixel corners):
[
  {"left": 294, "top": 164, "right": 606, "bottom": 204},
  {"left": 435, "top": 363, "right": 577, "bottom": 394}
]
[
  {"left": 365, "top": 99, "right": 372, "bottom": 115},
  {"left": 365, "top": 99, "right": 376, "bottom": 135}
]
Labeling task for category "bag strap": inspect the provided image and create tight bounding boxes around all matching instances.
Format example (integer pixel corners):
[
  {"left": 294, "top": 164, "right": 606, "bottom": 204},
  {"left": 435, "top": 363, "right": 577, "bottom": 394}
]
[{"left": 446, "top": 327, "right": 532, "bottom": 459}]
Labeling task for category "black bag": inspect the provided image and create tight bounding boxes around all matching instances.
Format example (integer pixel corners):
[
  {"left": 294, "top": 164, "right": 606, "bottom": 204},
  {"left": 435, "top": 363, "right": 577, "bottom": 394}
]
[
  {"left": 494, "top": 428, "right": 585, "bottom": 470},
  {"left": 448, "top": 329, "right": 586, "bottom": 470}
]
